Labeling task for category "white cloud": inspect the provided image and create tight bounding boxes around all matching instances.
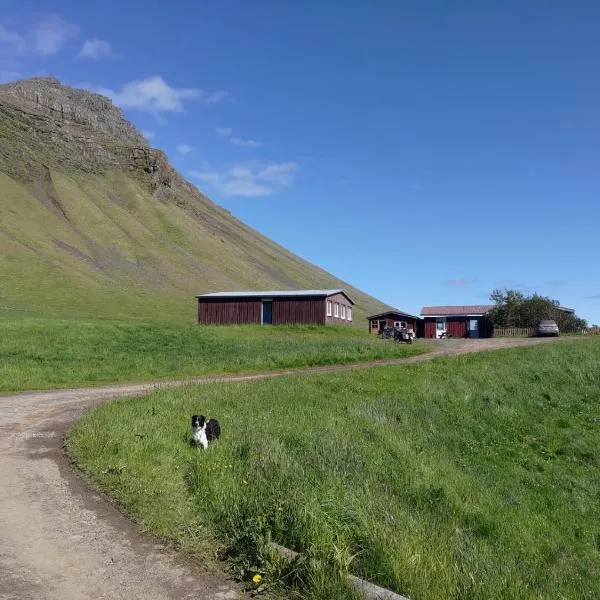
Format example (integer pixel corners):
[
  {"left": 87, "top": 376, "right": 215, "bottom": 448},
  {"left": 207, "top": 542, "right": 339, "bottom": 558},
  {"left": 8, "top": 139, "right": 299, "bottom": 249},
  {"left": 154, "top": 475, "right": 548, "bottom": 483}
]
[
  {"left": 230, "top": 137, "right": 262, "bottom": 148},
  {"left": 176, "top": 143, "right": 193, "bottom": 155},
  {"left": 216, "top": 127, "right": 232, "bottom": 137},
  {"left": 79, "top": 39, "right": 115, "bottom": 60},
  {"left": 0, "top": 24, "right": 26, "bottom": 54},
  {"left": 30, "top": 16, "right": 79, "bottom": 56},
  {"left": 85, "top": 76, "right": 227, "bottom": 117},
  {"left": 142, "top": 130, "right": 155, "bottom": 140},
  {"left": 189, "top": 160, "right": 298, "bottom": 197}
]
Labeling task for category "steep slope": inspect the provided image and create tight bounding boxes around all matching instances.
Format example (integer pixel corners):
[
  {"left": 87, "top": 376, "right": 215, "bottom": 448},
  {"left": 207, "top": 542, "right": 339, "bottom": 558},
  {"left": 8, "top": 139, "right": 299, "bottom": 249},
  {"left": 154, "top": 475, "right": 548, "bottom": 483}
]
[{"left": 0, "top": 77, "right": 390, "bottom": 324}]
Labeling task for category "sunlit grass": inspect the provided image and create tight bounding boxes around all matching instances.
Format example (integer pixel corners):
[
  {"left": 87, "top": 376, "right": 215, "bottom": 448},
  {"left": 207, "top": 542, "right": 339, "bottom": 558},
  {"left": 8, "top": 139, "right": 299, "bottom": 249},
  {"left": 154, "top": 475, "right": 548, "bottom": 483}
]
[
  {"left": 68, "top": 337, "right": 600, "bottom": 599},
  {"left": 0, "top": 313, "right": 430, "bottom": 392}
]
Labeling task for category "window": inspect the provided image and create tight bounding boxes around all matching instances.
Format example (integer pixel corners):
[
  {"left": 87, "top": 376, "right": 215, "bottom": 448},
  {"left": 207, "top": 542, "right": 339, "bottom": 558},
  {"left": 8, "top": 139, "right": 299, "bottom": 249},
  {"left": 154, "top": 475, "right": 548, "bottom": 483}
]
[
  {"left": 400, "top": 321, "right": 407, "bottom": 328},
  {"left": 347, "top": 307, "right": 352, "bottom": 321},
  {"left": 341, "top": 305, "right": 346, "bottom": 319},
  {"left": 394, "top": 321, "right": 400, "bottom": 328},
  {"left": 326, "top": 301, "right": 332, "bottom": 316},
  {"left": 334, "top": 303, "right": 339, "bottom": 317},
  {"left": 371, "top": 319, "right": 378, "bottom": 330}
]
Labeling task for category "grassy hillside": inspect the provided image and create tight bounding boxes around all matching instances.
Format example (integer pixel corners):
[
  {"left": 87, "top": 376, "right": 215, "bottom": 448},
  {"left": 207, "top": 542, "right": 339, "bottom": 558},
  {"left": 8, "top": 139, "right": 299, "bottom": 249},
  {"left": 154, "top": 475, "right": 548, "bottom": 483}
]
[
  {"left": 68, "top": 338, "right": 600, "bottom": 599},
  {"left": 0, "top": 85, "right": 392, "bottom": 324}
]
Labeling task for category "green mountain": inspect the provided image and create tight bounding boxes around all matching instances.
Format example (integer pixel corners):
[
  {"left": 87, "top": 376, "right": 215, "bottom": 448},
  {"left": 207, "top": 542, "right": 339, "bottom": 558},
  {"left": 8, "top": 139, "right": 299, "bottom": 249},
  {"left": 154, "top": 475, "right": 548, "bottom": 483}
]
[{"left": 0, "top": 77, "right": 391, "bottom": 324}]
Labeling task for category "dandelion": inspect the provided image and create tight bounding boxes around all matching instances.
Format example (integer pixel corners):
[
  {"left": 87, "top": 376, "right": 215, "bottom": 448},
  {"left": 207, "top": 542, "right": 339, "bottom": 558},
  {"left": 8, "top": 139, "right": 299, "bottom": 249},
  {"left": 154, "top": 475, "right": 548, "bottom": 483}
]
[{"left": 252, "top": 573, "right": 262, "bottom": 584}]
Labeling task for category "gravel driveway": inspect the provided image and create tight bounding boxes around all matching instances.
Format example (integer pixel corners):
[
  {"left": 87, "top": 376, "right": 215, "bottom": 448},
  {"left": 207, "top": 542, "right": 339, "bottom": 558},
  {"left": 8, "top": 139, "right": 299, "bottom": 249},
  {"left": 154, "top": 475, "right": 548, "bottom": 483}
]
[{"left": 0, "top": 336, "right": 563, "bottom": 599}]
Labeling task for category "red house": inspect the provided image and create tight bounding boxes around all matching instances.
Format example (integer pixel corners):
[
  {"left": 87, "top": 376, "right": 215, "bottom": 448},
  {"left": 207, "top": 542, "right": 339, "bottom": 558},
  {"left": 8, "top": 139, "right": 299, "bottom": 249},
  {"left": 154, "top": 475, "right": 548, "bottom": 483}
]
[
  {"left": 197, "top": 289, "right": 354, "bottom": 326},
  {"left": 420, "top": 305, "right": 494, "bottom": 338}
]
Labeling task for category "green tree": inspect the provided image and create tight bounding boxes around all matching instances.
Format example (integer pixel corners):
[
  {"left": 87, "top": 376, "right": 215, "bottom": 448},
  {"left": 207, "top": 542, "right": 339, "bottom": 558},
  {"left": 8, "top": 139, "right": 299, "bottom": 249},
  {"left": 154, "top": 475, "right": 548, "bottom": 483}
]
[{"left": 488, "top": 289, "right": 587, "bottom": 331}]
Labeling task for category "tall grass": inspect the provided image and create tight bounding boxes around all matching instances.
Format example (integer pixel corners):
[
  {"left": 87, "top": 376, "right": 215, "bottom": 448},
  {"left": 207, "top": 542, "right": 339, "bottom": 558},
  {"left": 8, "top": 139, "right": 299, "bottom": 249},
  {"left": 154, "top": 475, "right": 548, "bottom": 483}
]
[
  {"left": 0, "top": 313, "right": 429, "bottom": 392},
  {"left": 68, "top": 338, "right": 600, "bottom": 599}
]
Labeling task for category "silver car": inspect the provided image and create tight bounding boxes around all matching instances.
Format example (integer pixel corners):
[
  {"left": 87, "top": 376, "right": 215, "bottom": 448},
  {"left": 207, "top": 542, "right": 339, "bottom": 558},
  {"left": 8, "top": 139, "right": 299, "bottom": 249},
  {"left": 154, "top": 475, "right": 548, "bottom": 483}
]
[{"left": 535, "top": 319, "right": 559, "bottom": 336}]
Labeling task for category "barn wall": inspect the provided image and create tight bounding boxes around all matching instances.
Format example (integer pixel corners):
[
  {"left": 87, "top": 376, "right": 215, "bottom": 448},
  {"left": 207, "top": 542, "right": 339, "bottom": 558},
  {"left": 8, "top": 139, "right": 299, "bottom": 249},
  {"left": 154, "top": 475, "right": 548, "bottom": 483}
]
[
  {"left": 325, "top": 292, "right": 354, "bottom": 325},
  {"left": 273, "top": 298, "right": 326, "bottom": 325},
  {"left": 198, "top": 298, "right": 261, "bottom": 325},
  {"left": 423, "top": 316, "right": 492, "bottom": 338}
]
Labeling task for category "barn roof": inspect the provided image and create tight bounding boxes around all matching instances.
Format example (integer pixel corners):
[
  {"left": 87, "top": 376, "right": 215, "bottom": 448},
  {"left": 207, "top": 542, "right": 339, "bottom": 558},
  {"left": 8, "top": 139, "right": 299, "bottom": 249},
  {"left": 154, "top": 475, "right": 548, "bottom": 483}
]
[
  {"left": 420, "top": 305, "right": 494, "bottom": 317},
  {"left": 367, "top": 309, "right": 420, "bottom": 320},
  {"left": 197, "top": 289, "right": 354, "bottom": 304}
]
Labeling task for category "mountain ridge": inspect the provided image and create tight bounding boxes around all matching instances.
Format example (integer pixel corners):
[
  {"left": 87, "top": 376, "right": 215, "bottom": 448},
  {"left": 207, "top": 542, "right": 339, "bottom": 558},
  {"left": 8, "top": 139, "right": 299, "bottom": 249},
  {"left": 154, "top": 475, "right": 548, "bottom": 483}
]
[{"left": 0, "top": 77, "right": 392, "bottom": 324}]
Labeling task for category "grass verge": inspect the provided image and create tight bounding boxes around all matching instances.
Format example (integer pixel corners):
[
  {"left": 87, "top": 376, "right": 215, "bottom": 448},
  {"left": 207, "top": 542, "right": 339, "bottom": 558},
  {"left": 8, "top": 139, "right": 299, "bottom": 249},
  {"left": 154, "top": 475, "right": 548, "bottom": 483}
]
[
  {"left": 0, "top": 312, "right": 429, "bottom": 392},
  {"left": 67, "top": 338, "right": 600, "bottom": 599}
]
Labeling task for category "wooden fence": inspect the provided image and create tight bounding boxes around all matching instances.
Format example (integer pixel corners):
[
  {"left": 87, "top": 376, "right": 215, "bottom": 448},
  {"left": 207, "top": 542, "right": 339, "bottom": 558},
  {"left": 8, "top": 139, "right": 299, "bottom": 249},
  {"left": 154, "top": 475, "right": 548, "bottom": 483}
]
[{"left": 492, "top": 327, "right": 534, "bottom": 338}]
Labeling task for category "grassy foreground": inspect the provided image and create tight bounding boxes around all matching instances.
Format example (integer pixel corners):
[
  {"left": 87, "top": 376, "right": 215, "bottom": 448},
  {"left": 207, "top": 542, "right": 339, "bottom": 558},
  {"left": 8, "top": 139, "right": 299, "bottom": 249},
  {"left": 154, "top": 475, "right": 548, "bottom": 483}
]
[
  {"left": 0, "top": 312, "right": 429, "bottom": 392},
  {"left": 67, "top": 338, "right": 600, "bottom": 599}
]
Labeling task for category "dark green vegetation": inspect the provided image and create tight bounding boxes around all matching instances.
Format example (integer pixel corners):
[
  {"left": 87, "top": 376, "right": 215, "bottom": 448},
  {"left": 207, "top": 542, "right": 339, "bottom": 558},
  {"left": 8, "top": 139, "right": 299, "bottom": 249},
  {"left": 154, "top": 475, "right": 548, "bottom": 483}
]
[
  {"left": 68, "top": 338, "right": 600, "bottom": 600},
  {"left": 0, "top": 78, "right": 391, "bottom": 324},
  {"left": 0, "top": 311, "right": 429, "bottom": 392},
  {"left": 488, "top": 288, "right": 587, "bottom": 331}
]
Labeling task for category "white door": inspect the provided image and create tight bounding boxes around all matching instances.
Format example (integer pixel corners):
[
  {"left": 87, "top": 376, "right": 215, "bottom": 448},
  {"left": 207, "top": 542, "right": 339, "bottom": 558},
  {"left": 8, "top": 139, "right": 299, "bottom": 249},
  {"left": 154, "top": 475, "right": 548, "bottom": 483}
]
[{"left": 436, "top": 318, "right": 447, "bottom": 338}]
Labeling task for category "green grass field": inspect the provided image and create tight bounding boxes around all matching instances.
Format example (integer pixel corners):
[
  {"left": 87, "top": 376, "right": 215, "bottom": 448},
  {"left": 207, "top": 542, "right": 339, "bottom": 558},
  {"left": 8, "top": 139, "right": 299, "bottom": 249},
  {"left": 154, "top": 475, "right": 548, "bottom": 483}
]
[
  {"left": 0, "top": 312, "right": 429, "bottom": 392},
  {"left": 67, "top": 338, "right": 600, "bottom": 600}
]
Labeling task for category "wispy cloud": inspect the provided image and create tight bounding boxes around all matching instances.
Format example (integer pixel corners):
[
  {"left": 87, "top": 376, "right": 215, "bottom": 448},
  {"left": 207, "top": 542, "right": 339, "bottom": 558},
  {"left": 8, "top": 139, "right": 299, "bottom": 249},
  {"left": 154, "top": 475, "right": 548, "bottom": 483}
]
[
  {"left": 442, "top": 277, "right": 479, "bottom": 287},
  {"left": 205, "top": 90, "right": 229, "bottom": 104},
  {"left": 583, "top": 294, "right": 600, "bottom": 300},
  {"left": 176, "top": 143, "right": 193, "bottom": 155},
  {"left": 82, "top": 76, "right": 227, "bottom": 118},
  {"left": 0, "top": 24, "right": 26, "bottom": 55},
  {"left": 215, "top": 127, "right": 262, "bottom": 148},
  {"left": 142, "top": 130, "right": 155, "bottom": 140},
  {"left": 78, "top": 39, "right": 115, "bottom": 60},
  {"left": 230, "top": 137, "right": 262, "bottom": 148},
  {"left": 190, "top": 160, "right": 299, "bottom": 197},
  {"left": 30, "top": 16, "right": 79, "bottom": 56}
]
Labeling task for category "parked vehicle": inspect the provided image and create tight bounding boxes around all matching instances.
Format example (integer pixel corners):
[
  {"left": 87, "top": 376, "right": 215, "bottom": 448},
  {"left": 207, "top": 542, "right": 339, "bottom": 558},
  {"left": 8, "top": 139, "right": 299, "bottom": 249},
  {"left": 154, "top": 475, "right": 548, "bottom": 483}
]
[
  {"left": 535, "top": 319, "right": 559, "bottom": 337},
  {"left": 379, "top": 325, "right": 414, "bottom": 344}
]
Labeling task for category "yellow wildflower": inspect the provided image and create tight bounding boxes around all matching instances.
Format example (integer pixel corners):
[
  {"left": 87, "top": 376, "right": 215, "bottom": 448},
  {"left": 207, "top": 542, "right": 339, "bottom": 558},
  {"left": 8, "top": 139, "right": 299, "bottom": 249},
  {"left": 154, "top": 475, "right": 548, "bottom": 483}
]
[{"left": 252, "top": 574, "right": 262, "bottom": 584}]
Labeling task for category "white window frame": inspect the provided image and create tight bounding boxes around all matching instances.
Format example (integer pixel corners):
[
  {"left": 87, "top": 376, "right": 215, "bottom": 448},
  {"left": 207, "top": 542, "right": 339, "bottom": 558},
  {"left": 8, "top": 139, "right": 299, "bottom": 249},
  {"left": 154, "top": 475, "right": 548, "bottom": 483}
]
[
  {"left": 347, "top": 307, "right": 352, "bottom": 321},
  {"left": 341, "top": 305, "right": 346, "bottom": 319},
  {"left": 394, "top": 321, "right": 401, "bottom": 328},
  {"left": 334, "top": 303, "right": 339, "bottom": 317},
  {"left": 400, "top": 321, "right": 407, "bottom": 328},
  {"left": 326, "top": 300, "right": 332, "bottom": 316}
]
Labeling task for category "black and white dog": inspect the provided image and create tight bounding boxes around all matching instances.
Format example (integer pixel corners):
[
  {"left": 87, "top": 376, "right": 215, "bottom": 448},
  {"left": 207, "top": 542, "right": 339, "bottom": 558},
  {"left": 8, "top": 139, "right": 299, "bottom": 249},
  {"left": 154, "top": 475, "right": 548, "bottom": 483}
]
[{"left": 191, "top": 415, "right": 221, "bottom": 449}]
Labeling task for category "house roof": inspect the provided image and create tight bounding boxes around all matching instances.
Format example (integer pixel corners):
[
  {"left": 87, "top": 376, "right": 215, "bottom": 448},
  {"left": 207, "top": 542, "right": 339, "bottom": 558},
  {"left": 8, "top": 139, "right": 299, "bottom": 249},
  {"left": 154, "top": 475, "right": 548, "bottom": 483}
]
[
  {"left": 420, "top": 305, "right": 494, "bottom": 317},
  {"left": 556, "top": 306, "right": 575, "bottom": 313},
  {"left": 197, "top": 289, "right": 355, "bottom": 304},
  {"left": 367, "top": 310, "right": 419, "bottom": 320}
]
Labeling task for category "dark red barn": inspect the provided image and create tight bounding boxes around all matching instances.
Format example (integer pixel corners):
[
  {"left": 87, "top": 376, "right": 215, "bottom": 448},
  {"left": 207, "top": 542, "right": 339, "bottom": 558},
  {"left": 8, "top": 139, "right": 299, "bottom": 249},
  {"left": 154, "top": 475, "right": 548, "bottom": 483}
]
[{"left": 197, "top": 289, "right": 354, "bottom": 326}]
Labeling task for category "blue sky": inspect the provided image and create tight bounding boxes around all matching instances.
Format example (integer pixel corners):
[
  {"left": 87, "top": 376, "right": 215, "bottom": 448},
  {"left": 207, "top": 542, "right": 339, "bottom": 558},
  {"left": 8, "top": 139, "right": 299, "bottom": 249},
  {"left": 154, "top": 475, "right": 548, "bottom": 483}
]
[{"left": 2, "top": 1, "right": 599, "bottom": 324}]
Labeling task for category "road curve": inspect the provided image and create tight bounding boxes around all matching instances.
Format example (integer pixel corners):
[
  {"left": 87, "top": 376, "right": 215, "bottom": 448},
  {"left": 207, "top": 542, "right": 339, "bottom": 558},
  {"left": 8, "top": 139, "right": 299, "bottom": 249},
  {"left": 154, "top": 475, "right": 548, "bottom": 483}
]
[{"left": 0, "top": 337, "right": 563, "bottom": 599}]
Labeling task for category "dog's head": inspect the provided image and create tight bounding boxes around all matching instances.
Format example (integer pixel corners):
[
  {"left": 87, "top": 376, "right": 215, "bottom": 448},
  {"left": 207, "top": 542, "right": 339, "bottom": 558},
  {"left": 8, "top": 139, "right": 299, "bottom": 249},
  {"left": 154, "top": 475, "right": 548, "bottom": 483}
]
[{"left": 191, "top": 415, "right": 206, "bottom": 430}]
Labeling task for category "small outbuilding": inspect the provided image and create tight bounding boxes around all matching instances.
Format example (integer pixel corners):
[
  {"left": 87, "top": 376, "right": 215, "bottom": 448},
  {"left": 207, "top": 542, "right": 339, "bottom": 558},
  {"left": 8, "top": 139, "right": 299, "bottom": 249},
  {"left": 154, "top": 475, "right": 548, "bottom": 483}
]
[
  {"left": 197, "top": 289, "right": 354, "bottom": 326},
  {"left": 420, "top": 305, "right": 494, "bottom": 338},
  {"left": 367, "top": 310, "right": 421, "bottom": 337}
]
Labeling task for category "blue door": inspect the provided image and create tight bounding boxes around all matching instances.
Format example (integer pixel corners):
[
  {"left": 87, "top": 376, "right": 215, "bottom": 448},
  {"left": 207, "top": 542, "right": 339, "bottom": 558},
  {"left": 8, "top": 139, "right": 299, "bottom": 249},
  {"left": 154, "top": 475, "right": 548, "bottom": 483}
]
[
  {"left": 469, "top": 319, "right": 479, "bottom": 338},
  {"left": 262, "top": 301, "right": 273, "bottom": 325}
]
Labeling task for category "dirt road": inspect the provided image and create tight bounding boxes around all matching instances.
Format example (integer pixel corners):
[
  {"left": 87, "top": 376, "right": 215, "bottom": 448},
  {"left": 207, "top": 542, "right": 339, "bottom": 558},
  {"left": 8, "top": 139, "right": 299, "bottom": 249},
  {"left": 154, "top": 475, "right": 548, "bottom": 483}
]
[{"left": 0, "top": 337, "right": 563, "bottom": 599}]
